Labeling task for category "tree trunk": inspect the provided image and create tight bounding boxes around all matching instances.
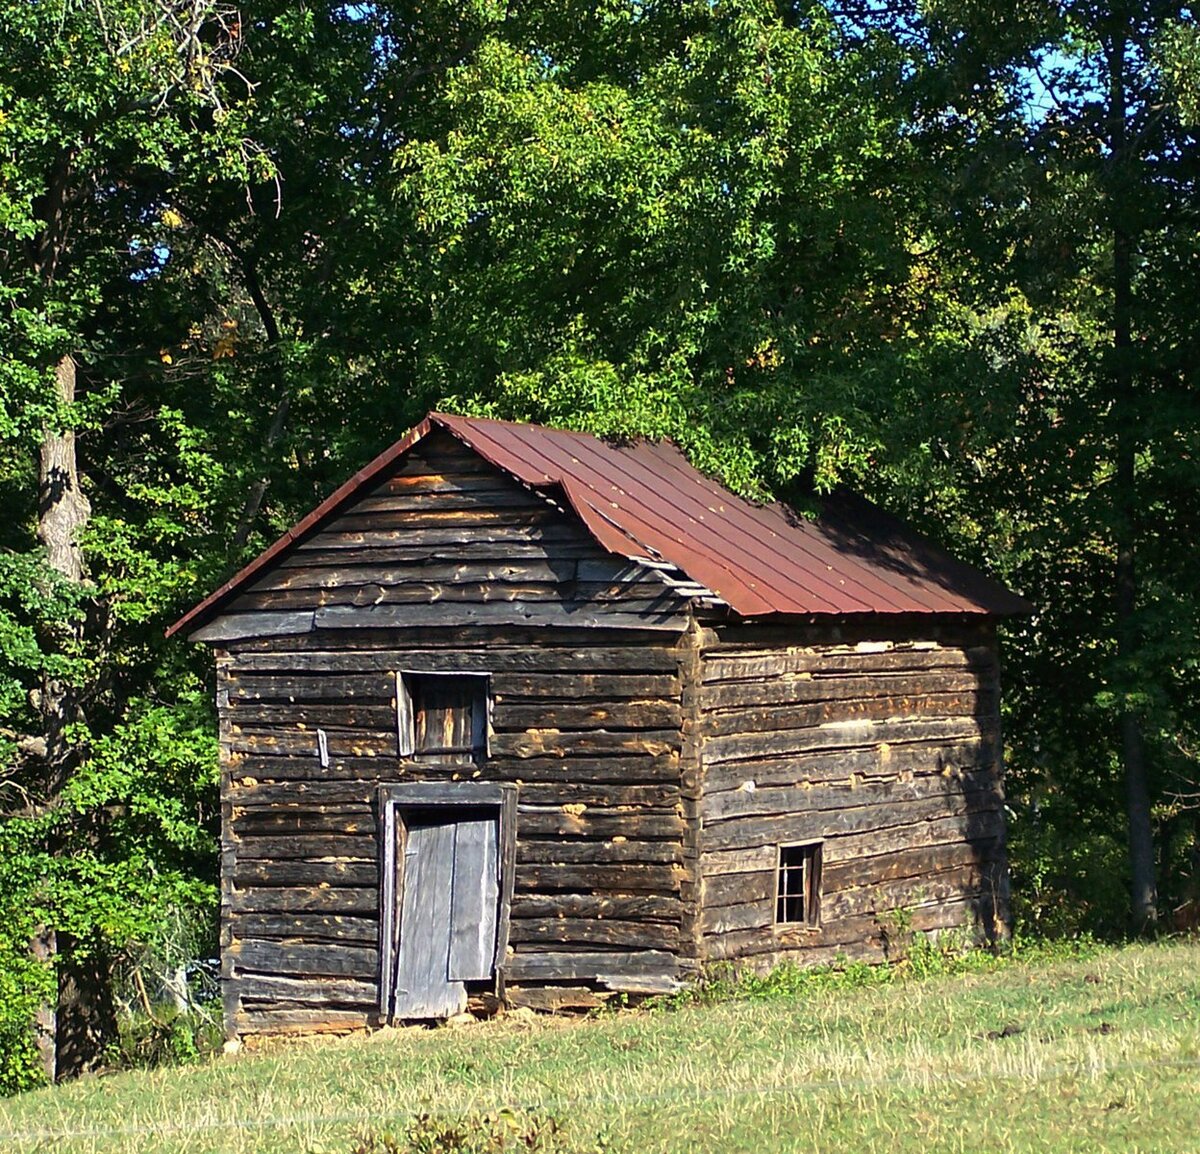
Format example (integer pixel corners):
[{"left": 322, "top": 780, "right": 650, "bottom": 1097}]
[
  {"left": 1107, "top": 27, "right": 1158, "bottom": 933},
  {"left": 35, "top": 353, "right": 110, "bottom": 1078},
  {"left": 31, "top": 930, "right": 57, "bottom": 1083},
  {"left": 55, "top": 933, "right": 117, "bottom": 1079},
  {"left": 37, "top": 354, "right": 91, "bottom": 797}
]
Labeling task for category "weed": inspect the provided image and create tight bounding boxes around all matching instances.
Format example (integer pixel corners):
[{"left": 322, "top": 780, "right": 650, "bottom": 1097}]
[
  {"left": 351, "top": 1109, "right": 564, "bottom": 1153},
  {"left": 104, "top": 1005, "right": 223, "bottom": 1071}
]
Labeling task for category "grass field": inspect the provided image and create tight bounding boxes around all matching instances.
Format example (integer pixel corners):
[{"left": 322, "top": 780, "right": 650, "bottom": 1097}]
[{"left": 3, "top": 939, "right": 1199, "bottom": 1154}]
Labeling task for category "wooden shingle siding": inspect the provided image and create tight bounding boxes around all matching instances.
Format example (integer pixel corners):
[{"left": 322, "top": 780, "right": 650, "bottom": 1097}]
[
  {"left": 195, "top": 434, "right": 691, "bottom": 645},
  {"left": 696, "top": 621, "right": 1009, "bottom": 967}
]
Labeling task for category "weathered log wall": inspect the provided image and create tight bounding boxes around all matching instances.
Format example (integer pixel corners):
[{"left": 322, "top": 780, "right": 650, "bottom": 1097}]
[
  {"left": 196, "top": 432, "right": 694, "bottom": 645},
  {"left": 696, "top": 621, "right": 1010, "bottom": 969},
  {"left": 213, "top": 432, "right": 695, "bottom": 1036}
]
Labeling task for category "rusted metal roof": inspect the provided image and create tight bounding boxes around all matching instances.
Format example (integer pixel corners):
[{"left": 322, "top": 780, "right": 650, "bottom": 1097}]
[{"left": 168, "top": 412, "right": 1028, "bottom": 639}]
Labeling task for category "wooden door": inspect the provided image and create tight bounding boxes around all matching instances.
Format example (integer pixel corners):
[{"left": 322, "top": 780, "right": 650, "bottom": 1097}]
[{"left": 390, "top": 807, "right": 500, "bottom": 1020}]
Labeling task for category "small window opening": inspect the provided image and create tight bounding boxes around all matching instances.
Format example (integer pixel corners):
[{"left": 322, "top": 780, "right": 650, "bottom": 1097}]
[
  {"left": 397, "top": 673, "right": 489, "bottom": 762},
  {"left": 776, "top": 842, "right": 822, "bottom": 926}
]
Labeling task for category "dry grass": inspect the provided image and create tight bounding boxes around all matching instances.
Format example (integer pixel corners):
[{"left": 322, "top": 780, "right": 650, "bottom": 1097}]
[{"left": 3, "top": 939, "right": 1199, "bottom": 1153}]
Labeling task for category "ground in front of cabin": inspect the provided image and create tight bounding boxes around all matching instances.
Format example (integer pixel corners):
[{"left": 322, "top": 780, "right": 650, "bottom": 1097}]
[{"left": 3, "top": 939, "right": 1199, "bottom": 1154}]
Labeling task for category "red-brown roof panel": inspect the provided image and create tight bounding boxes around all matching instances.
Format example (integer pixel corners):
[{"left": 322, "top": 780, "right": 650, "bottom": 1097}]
[{"left": 168, "top": 412, "right": 1029, "bottom": 639}]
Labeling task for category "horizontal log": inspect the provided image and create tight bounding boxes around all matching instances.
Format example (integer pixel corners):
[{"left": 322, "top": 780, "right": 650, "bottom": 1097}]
[
  {"left": 493, "top": 729, "right": 680, "bottom": 760},
  {"left": 229, "top": 886, "right": 379, "bottom": 915},
  {"left": 232, "top": 973, "right": 378, "bottom": 1006},
  {"left": 230, "top": 913, "right": 379, "bottom": 943},
  {"left": 702, "top": 902, "right": 774, "bottom": 935},
  {"left": 702, "top": 738, "right": 998, "bottom": 793},
  {"left": 327, "top": 508, "right": 558, "bottom": 532},
  {"left": 515, "top": 782, "right": 680, "bottom": 808},
  {"left": 701, "top": 896, "right": 987, "bottom": 961},
  {"left": 302, "top": 521, "right": 587, "bottom": 548},
  {"left": 372, "top": 472, "right": 520, "bottom": 495},
  {"left": 518, "top": 801, "right": 686, "bottom": 834},
  {"left": 504, "top": 950, "right": 677, "bottom": 982},
  {"left": 232, "top": 809, "right": 375, "bottom": 838},
  {"left": 232, "top": 834, "right": 375, "bottom": 861},
  {"left": 504, "top": 986, "right": 604, "bottom": 1013},
  {"left": 701, "top": 787, "right": 1002, "bottom": 852},
  {"left": 510, "top": 892, "right": 681, "bottom": 922},
  {"left": 703, "top": 863, "right": 1000, "bottom": 937},
  {"left": 354, "top": 488, "right": 547, "bottom": 512},
  {"left": 391, "top": 445, "right": 497, "bottom": 474},
  {"left": 509, "top": 918, "right": 679, "bottom": 951},
  {"left": 226, "top": 780, "right": 377, "bottom": 806},
  {"left": 255, "top": 560, "right": 574, "bottom": 591},
  {"left": 230, "top": 859, "right": 378, "bottom": 887},
  {"left": 278, "top": 542, "right": 605, "bottom": 568},
  {"left": 703, "top": 870, "right": 776, "bottom": 909},
  {"left": 702, "top": 691, "right": 994, "bottom": 739},
  {"left": 228, "top": 728, "right": 394, "bottom": 757},
  {"left": 191, "top": 612, "right": 314, "bottom": 643},
  {"left": 501, "top": 753, "right": 681, "bottom": 781},
  {"left": 515, "top": 863, "right": 685, "bottom": 893},
  {"left": 516, "top": 808, "right": 684, "bottom": 840},
  {"left": 702, "top": 768, "right": 999, "bottom": 824},
  {"left": 822, "top": 862, "right": 1002, "bottom": 922},
  {"left": 238, "top": 583, "right": 565, "bottom": 612},
  {"left": 703, "top": 670, "right": 986, "bottom": 709},
  {"left": 498, "top": 701, "right": 682, "bottom": 730},
  {"left": 234, "top": 1007, "right": 373, "bottom": 1034},
  {"left": 312, "top": 601, "right": 687, "bottom": 632},
  {"left": 229, "top": 645, "right": 680, "bottom": 674},
  {"left": 517, "top": 838, "right": 683, "bottom": 865},
  {"left": 229, "top": 673, "right": 393, "bottom": 702},
  {"left": 702, "top": 645, "right": 997, "bottom": 683},
  {"left": 229, "top": 703, "right": 395, "bottom": 728},
  {"left": 823, "top": 839, "right": 1003, "bottom": 890},
  {"left": 230, "top": 939, "right": 377, "bottom": 979},
  {"left": 706, "top": 717, "right": 997, "bottom": 764},
  {"left": 226, "top": 753, "right": 681, "bottom": 789},
  {"left": 491, "top": 673, "right": 679, "bottom": 698},
  {"left": 223, "top": 755, "right": 394, "bottom": 783}
]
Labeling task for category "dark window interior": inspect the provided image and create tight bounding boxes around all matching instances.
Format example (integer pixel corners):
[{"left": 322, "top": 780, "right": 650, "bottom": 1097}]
[
  {"left": 409, "top": 674, "right": 488, "bottom": 761},
  {"left": 776, "top": 842, "right": 822, "bottom": 926}
]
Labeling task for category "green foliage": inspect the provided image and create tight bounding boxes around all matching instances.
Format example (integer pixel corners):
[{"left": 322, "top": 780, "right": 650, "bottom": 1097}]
[{"left": 657, "top": 927, "right": 1104, "bottom": 1013}]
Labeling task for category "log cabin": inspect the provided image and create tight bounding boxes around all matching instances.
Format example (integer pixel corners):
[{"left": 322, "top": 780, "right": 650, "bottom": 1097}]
[{"left": 169, "top": 412, "right": 1029, "bottom": 1037}]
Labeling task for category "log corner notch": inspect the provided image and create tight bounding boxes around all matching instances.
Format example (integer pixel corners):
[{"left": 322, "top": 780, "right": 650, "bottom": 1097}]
[{"left": 172, "top": 414, "right": 1029, "bottom": 1037}]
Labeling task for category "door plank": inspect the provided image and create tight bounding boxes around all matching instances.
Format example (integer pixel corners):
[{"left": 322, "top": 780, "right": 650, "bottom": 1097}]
[
  {"left": 448, "top": 817, "right": 499, "bottom": 981},
  {"left": 393, "top": 819, "right": 466, "bottom": 1019}
]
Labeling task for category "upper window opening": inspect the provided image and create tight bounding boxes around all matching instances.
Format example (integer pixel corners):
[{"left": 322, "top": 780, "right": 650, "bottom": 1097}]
[
  {"left": 397, "top": 673, "right": 489, "bottom": 762},
  {"left": 776, "top": 842, "right": 822, "bottom": 927}
]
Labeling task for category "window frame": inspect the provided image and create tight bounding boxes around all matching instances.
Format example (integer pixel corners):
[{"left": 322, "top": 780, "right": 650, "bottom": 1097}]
[
  {"left": 775, "top": 840, "right": 823, "bottom": 929},
  {"left": 395, "top": 670, "right": 491, "bottom": 761}
]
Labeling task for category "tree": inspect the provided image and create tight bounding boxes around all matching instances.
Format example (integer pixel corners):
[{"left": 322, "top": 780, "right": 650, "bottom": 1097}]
[
  {"left": 896, "top": 0, "right": 1200, "bottom": 931},
  {"left": 0, "top": 0, "right": 273, "bottom": 1082}
]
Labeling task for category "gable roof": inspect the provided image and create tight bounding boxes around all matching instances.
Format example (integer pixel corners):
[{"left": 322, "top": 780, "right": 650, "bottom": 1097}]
[{"left": 168, "top": 412, "right": 1029, "bottom": 639}]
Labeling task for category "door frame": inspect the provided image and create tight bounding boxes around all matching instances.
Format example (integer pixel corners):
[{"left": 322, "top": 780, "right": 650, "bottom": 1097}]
[{"left": 377, "top": 781, "right": 517, "bottom": 1020}]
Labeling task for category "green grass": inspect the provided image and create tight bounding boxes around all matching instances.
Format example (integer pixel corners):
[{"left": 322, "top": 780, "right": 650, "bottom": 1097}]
[{"left": 3, "top": 939, "right": 1199, "bottom": 1154}]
